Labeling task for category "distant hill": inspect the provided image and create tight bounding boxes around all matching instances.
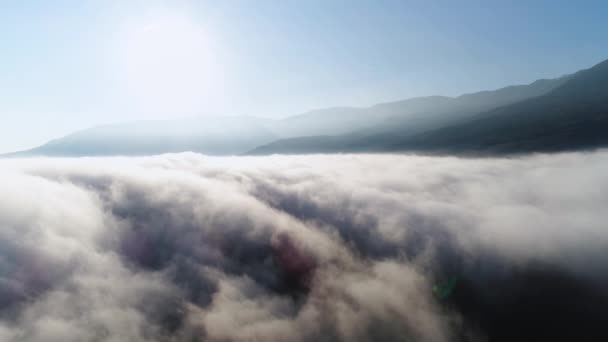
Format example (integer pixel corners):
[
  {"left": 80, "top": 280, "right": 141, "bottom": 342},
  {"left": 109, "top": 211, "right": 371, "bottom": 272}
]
[
  {"left": 267, "top": 76, "right": 568, "bottom": 139},
  {"left": 386, "top": 58, "right": 608, "bottom": 154},
  {"left": 7, "top": 58, "right": 607, "bottom": 158},
  {"left": 9, "top": 116, "right": 277, "bottom": 157},
  {"left": 249, "top": 59, "right": 608, "bottom": 155}
]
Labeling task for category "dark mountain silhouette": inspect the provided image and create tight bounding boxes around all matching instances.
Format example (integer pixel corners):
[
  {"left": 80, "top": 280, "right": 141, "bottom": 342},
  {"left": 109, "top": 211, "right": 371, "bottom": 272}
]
[
  {"left": 249, "top": 58, "right": 608, "bottom": 155},
  {"left": 385, "top": 58, "right": 608, "bottom": 154}
]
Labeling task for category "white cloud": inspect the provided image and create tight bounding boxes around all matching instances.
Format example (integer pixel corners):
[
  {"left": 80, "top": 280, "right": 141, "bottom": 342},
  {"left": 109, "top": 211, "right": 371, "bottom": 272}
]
[{"left": 0, "top": 151, "right": 607, "bottom": 341}]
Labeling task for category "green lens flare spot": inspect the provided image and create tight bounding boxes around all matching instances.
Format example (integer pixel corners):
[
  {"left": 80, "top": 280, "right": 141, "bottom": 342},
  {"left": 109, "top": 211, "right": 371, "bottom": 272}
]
[{"left": 433, "top": 276, "right": 458, "bottom": 300}]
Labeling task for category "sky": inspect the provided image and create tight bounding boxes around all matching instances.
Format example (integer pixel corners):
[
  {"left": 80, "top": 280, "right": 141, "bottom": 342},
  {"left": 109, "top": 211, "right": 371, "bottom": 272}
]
[{"left": 0, "top": 0, "right": 607, "bottom": 153}]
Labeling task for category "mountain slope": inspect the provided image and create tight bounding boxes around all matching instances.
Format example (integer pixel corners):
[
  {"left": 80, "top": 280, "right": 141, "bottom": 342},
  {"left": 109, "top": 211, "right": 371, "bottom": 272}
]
[
  {"left": 384, "top": 58, "right": 608, "bottom": 154},
  {"left": 2, "top": 61, "right": 583, "bottom": 157},
  {"left": 249, "top": 59, "right": 607, "bottom": 155},
  {"left": 11, "top": 117, "right": 277, "bottom": 157},
  {"left": 266, "top": 76, "right": 569, "bottom": 139}
]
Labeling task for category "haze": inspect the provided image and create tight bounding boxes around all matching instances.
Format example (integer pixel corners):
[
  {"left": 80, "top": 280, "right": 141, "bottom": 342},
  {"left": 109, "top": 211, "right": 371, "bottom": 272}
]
[{"left": 1, "top": 0, "right": 607, "bottom": 153}]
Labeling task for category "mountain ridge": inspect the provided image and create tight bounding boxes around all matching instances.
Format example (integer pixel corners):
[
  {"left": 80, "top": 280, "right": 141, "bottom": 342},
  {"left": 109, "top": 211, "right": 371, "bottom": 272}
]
[
  {"left": 5, "top": 60, "right": 604, "bottom": 157},
  {"left": 249, "top": 58, "right": 608, "bottom": 155}
]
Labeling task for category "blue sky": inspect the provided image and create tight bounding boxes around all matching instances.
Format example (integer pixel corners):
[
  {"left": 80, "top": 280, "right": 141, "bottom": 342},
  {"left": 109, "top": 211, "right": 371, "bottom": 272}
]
[{"left": 1, "top": 0, "right": 607, "bottom": 153}]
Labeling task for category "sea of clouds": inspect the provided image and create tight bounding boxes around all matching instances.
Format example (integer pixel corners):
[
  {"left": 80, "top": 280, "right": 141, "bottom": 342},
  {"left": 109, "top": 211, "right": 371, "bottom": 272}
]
[{"left": 0, "top": 151, "right": 607, "bottom": 342}]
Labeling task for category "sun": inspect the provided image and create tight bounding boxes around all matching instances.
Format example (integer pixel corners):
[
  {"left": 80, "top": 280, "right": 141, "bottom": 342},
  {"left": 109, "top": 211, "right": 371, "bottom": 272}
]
[{"left": 116, "top": 10, "right": 225, "bottom": 117}]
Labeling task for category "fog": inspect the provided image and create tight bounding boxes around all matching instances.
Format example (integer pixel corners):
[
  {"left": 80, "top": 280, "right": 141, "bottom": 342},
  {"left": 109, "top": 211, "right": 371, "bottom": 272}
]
[{"left": 0, "top": 151, "right": 607, "bottom": 341}]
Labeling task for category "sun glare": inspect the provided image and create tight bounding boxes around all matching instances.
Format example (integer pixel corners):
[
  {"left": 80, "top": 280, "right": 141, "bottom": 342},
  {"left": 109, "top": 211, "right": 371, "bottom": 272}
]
[{"left": 117, "top": 10, "right": 224, "bottom": 117}]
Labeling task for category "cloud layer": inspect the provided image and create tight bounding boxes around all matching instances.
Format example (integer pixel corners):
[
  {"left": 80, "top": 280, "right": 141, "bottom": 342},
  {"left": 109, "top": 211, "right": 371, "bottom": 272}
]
[{"left": 1, "top": 151, "right": 607, "bottom": 341}]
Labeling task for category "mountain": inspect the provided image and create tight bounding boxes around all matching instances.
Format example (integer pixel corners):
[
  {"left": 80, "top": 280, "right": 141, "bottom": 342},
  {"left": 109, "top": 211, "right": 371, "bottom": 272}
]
[
  {"left": 266, "top": 96, "right": 453, "bottom": 138},
  {"left": 266, "top": 76, "right": 568, "bottom": 139},
  {"left": 6, "top": 58, "right": 604, "bottom": 158},
  {"left": 10, "top": 116, "right": 277, "bottom": 157},
  {"left": 249, "top": 59, "right": 608, "bottom": 155},
  {"left": 385, "top": 58, "right": 608, "bottom": 154}
]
